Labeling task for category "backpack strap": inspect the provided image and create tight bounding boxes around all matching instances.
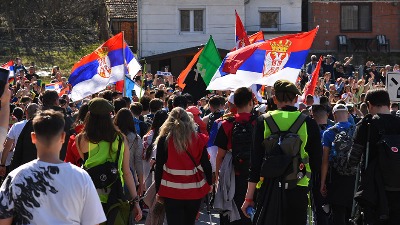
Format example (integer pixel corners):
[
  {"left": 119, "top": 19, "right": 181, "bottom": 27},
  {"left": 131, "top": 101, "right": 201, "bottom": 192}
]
[
  {"left": 288, "top": 113, "right": 307, "bottom": 134},
  {"left": 115, "top": 135, "right": 123, "bottom": 164},
  {"left": 264, "top": 112, "right": 280, "bottom": 134}
]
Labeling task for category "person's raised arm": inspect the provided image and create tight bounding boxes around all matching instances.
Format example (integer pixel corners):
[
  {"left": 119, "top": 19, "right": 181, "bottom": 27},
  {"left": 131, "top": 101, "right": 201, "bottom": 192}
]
[{"left": 343, "top": 55, "right": 353, "bottom": 66}]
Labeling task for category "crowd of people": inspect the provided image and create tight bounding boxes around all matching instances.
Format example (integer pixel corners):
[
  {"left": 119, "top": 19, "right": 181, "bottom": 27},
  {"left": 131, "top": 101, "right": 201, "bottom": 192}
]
[{"left": 0, "top": 54, "right": 399, "bottom": 225}]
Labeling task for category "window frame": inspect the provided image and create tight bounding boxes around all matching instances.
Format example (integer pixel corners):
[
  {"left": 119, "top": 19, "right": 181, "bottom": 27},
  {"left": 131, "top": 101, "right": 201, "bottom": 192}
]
[
  {"left": 259, "top": 8, "right": 281, "bottom": 31},
  {"left": 340, "top": 3, "right": 372, "bottom": 33},
  {"left": 179, "top": 9, "right": 205, "bottom": 34}
]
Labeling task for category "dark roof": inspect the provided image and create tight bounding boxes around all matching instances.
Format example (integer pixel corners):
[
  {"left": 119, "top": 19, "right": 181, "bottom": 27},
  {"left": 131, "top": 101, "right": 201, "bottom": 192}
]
[{"left": 105, "top": 0, "right": 137, "bottom": 20}]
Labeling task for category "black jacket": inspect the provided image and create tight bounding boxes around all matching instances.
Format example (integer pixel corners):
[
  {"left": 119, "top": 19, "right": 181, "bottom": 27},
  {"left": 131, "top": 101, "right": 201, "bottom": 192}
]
[
  {"left": 10, "top": 106, "right": 73, "bottom": 171},
  {"left": 348, "top": 114, "right": 400, "bottom": 223}
]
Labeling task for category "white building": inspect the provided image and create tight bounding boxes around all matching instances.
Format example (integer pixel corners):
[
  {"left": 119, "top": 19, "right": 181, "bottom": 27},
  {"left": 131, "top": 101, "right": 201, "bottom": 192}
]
[
  {"left": 245, "top": 0, "right": 303, "bottom": 39},
  {"left": 138, "top": 0, "right": 303, "bottom": 75}
]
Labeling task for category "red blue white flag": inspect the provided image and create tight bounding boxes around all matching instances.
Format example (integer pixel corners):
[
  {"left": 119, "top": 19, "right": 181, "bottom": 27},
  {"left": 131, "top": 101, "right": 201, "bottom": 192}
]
[
  {"left": 207, "top": 27, "right": 319, "bottom": 91},
  {"left": 235, "top": 10, "right": 250, "bottom": 50},
  {"left": 1, "top": 60, "right": 14, "bottom": 78},
  {"left": 45, "top": 82, "right": 63, "bottom": 93},
  {"left": 68, "top": 33, "right": 141, "bottom": 101}
]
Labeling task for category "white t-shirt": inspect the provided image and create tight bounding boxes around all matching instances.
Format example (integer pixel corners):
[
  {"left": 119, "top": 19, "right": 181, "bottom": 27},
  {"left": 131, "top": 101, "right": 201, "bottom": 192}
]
[
  {"left": 7, "top": 120, "right": 28, "bottom": 141},
  {"left": 2, "top": 120, "right": 28, "bottom": 165},
  {"left": 0, "top": 160, "right": 106, "bottom": 225}
]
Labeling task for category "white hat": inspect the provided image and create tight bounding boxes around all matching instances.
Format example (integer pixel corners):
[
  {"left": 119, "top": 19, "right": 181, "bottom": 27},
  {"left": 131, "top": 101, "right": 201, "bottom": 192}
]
[
  {"left": 228, "top": 93, "right": 235, "bottom": 104},
  {"left": 333, "top": 104, "right": 348, "bottom": 114}
]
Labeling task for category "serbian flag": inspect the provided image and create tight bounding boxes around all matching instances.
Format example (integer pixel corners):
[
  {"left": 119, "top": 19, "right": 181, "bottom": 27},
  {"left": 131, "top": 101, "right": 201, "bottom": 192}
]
[
  {"left": 1, "top": 60, "right": 15, "bottom": 79},
  {"left": 207, "top": 27, "right": 319, "bottom": 91},
  {"left": 234, "top": 10, "right": 250, "bottom": 50},
  {"left": 45, "top": 82, "right": 63, "bottom": 92},
  {"left": 302, "top": 56, "right": 322, "bottom": 102},
  {"left": 68, "top": 33, "right": 141, "bottom": 101}
]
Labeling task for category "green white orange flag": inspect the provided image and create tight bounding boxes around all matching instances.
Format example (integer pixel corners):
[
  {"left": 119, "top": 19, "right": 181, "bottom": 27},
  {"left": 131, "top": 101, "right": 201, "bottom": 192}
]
[{"left": 177, "top": 36, "right": 221, "bottom": 102}]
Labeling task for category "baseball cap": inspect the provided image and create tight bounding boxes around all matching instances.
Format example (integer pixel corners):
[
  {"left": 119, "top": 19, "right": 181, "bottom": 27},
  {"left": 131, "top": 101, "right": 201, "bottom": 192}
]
[
  {"left": 274, "top": 79, "right": 301, "bottom": 95},
  {"left": 332, "top": 104, "right": 348, "bottom": 114}
]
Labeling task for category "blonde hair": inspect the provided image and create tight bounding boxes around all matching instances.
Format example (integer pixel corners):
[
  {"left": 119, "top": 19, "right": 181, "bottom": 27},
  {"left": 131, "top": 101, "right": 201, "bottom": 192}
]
[{"left": 155, "top": 107, "right": 197, "bottom": 153}]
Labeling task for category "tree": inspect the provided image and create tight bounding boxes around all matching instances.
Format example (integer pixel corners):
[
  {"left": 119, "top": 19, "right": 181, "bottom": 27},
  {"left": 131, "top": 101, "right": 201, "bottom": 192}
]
[{"left": 0, "top": 0, "right": 110, "bottom": 64}]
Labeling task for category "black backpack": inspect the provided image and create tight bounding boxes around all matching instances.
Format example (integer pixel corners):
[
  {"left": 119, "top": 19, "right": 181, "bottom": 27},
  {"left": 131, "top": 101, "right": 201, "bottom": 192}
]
[
  {"left": 228, "top": 115, "right": 257, "bottom": 173},
  {"left": 330, "top": 125, "right": 357, "bottom": 176},
  {"left": 84, "top": 137, "right": 123, "bottom": 190},
  {"left": 260, "top": 113, "right": 307, "bottom": 189},
  {"left": 375, "top": 117, "right": 400, "bottom": 191},
  {"left": 207, "top": 111, "right": 224, "bottom": 133}
]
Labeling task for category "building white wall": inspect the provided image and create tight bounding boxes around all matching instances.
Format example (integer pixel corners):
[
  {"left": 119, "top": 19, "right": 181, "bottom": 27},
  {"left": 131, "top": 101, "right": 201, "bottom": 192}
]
[
  {"left": 244, "top": 0, "right": 302, "bottom": 33},
  {"left": 138, "top": 0, "right": 244, "bottom": 58}
]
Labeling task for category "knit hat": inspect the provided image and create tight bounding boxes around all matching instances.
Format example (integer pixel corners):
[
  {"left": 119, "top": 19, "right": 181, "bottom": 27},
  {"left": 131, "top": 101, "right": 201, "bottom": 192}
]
[{"left": 88, "top": 98, "right": 114, "bottom": 115}]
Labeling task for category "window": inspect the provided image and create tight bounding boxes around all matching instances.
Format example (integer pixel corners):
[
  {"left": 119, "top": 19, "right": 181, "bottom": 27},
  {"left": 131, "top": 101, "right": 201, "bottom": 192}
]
[
  {"left": 341, "top": 3, "right": 371, "bottom": 32},
  {"left": 180, "top": 9, "right": 204, "bottom": 32},
  {"left": 259, "top": 9, "right": 280, "bottom": 31}
]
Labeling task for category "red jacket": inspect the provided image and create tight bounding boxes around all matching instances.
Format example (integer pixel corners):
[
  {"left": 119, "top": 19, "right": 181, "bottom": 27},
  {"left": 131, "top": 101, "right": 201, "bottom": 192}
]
[
  {"left": 158, "top": 133, "right": 210, "bottom": 200},
  {"left": 64, "top": 124, "right": 84, "bottom": 166}
]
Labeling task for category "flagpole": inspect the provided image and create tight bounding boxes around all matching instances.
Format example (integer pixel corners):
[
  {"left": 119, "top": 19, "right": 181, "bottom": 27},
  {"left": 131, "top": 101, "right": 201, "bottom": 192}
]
[{"left": 122, "top": 31, "right": 126, "bottom": 97}]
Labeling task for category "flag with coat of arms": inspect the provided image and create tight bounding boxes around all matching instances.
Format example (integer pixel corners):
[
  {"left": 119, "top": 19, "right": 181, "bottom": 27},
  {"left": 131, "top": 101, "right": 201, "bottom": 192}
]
[
  {"left": 207, "top": 27, "right": 319, "bottom": 91},
  {"left": 68, "top": 32, "right": 141, "bottom": 101}
]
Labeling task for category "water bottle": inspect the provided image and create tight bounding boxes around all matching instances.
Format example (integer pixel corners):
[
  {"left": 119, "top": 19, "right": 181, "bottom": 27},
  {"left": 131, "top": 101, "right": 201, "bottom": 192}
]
[{"left": 246, "top": 206, "right": 255, "bottom": 221}]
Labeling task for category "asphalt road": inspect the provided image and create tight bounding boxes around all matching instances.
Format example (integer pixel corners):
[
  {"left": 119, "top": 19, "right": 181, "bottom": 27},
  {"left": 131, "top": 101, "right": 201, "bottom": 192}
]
[{"left": 136, "top": 208, "right": 221, "bottom": 225}]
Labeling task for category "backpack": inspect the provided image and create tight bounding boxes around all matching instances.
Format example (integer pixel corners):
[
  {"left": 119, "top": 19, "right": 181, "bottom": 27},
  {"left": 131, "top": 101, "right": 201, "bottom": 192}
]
[
  {"left": 84, "top": 137, "right": 123, "bottom": 189},
  {"left": 207, "top": 111, "right": 224, "bottom": 133},
  {"left": 376, "top": 121, "right": 400, "bottom": 191},
  {"left": 260, "top": 113, "right": 307, "bottom": 189},
  {"left": 228, "top": 114, "right": 257, "bottom": 173},
  {"left": 331, "top": 125, "right": 357, "bottom": 176}
]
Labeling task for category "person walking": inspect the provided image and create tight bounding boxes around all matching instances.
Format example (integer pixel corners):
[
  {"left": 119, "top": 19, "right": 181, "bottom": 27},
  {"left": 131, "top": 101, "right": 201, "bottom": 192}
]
[
  {"left": 75, "top": 98, "right": 142, "bottom": 222},
  {"left": 321, "top": 104, "right": 357, "bottom": 225},
  {"left": 154, "top": 107, "right": 212, "bottom": 225},
  {"left": 0, "top": 110, "right": 106, "bottom": 225},
  {"left": 348, "top": 89, "right": 400, "bottom": 224},
  {"left": 114, "top": 108, "right": 145, "bottom": 196},
  {"left": 241, "top": 80, "right": 322, "bottom": 225},
  {"left": 214, "top": 87, "right": 256, "bottom": 225}
]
